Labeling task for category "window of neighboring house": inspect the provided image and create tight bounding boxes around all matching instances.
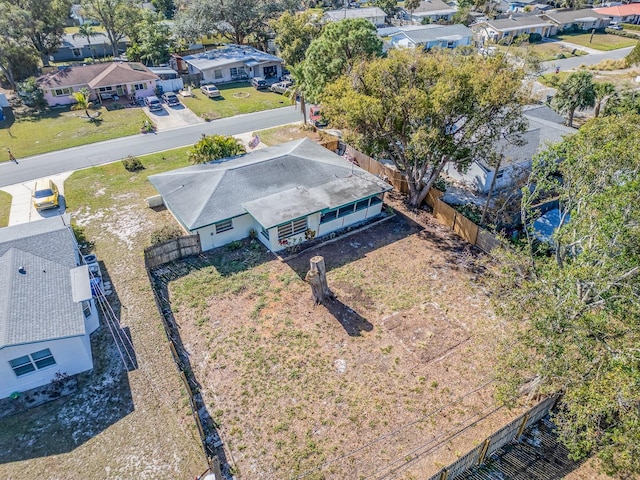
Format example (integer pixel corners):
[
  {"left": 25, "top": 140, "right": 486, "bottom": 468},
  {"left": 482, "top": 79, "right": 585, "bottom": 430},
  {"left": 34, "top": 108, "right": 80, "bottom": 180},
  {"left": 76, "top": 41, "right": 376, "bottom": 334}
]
[
  {"left": 278, "top": 217, "right": 307, "bottom": 240},
  {"left": 98, "top": 86, "right": 114, "bottom": 92},
  {"left": 9, "top": 349, "right": 56, "bottom": 377},
  {"left": 214, "top": 68, "right": 223, "bottom": 79},
  {"left": 72, "top": 48, "right": 82, "bottom": 57},
  {"left": 337, "top": 203, "right": 356, "bottom": 218},
  {"left": 369, "top": 194, "right": 383, "bottom": 206},
  {"left": 230, "top": 66, "right": 245, "bottom": 77},
  {"left": 82, "top": 300, "right": 92, "bottom": 318},
  {"left": 320, "top": 209, "right": 338, "bottom": 224},
  {"left": 355, "top": 198, "right": 370, "bottom": 212},
  {"left": 215, "top": 219, "right": 233, "bottom": 234},
  {"left": 53, "top": 87, "right": 73, "bottom": 96},
  {"left": 134, "top": 83, "right": 145, "bottom": 90}
]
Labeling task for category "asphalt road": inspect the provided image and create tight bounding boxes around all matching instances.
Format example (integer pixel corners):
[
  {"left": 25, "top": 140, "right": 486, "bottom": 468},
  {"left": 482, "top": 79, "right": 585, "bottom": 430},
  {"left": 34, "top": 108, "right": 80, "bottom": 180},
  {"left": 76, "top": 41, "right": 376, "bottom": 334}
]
[
  {"left": 541, "top": 43, "right": 634, "bottom": 73},
  {"left": 0, "top": 105, "right": 302, "bottom": 188}
]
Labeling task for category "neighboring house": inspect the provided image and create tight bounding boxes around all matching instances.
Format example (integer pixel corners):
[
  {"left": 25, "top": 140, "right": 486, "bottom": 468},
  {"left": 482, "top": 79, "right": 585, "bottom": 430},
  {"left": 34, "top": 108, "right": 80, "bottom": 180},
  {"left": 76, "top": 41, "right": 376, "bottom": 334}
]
[
  {"left": 444, "top": 106, "right": 576, "bottom": 193},
  {"left": 148, "top": 139, "right": 392, "bottom": 253},
  {"left": 389, "top": 24, "right": 473, "bottom": 49},
  {"left": 38, "top": 62, "right": 159, "bottom": 106},
  {"left": 470, "top": 16, "right": 554, "bottom": 42},
  {"left": 593, "top": 4, "right": 640, "bottom": 24},
  {"left": 324, "top": 7, "right": 387, "bottom": 26},
  {"left": 51, "top": 34, "right": 129, "bottom": 63},
  {"left": 148, "top": 66, "right": 184, "bottom": 93},
  {"left": 0, "top": 215, "right": 99, "bottom": 400},
  {"left": 400, "top": 0, "right": 458, "bottom": 24},
  {"left": 506, "top": 0, "right": 538, "bottom": 13},
  {"left": 176, "top": 45, "right": 284, "bottom": 85},
  {"left": 539, "top": 8, "right": 610, "bottom": 31}
]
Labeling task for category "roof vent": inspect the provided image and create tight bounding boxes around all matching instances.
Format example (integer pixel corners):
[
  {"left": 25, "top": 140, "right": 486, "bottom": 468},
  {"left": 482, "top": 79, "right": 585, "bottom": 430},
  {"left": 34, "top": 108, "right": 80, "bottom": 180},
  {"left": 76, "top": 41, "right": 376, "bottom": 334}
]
[{"left": 18, "top": 266, "right": 26, "bottom": 274}]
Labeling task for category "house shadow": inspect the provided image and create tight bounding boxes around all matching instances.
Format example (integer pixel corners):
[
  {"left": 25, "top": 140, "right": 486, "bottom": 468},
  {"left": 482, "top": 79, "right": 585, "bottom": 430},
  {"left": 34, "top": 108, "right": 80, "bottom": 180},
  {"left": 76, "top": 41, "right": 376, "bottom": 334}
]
[{"left": 0, "top": 261, "right": 134, "bottom": 463}]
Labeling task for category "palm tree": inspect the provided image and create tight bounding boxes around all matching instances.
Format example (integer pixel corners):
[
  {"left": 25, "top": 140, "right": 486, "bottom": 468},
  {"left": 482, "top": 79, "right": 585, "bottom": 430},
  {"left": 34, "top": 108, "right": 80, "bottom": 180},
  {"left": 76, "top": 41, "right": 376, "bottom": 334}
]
[
  {"left": 405, "top": 0, "right": 421, "bottom": 24},
  {"left": 73, "top": 24, "right": 100, "bottom": 60},
  {"left": 188, "top": 134, "right": 246, "bottom": 164},
  {"left": 593, "top": 82, "right": 615, "bottom": 118},
  {"left": 552, "top": 71, "right": 596, "bottom": 127},
  {"left": 70, "top": 88, "right": 93, "bottom": 118},
  {"left": 286, "top": 63, "right": 308, "bottom": 126}
]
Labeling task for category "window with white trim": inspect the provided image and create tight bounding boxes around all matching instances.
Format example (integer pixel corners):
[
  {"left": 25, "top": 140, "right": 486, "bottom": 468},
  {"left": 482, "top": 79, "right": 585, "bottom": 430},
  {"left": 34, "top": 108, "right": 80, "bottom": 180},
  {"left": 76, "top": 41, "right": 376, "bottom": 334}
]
[
  {"left": 214, "top": 68, "right": 223, "bottom": 79},
  {"left": 9, "top": 349, "right": 56, "bottom": 377},
  {"left": 53, "top": 88, "right": 73, "bottom": 97},
  {"left": 337, "top": 203, "right": 355, "bottom": 218},
  {"left": 369, "top": 194, "right": 383, "bottom": 206},
  {"left": 230, "top": 66, "right": 245, "bottom": 77},
  {"left": 134, "top": 83, "right": 145, "bottom": 90},
  {"left": 320, "top": 209, "right": 338, "bottom": 224},
  {"left": 278, "top": 217, "right": 307, "bottom": 240},
  {"left": 72, "top": 48, "right": 82, "bottom": 57},
  {"left": 215, "top": 219, "right": 233, "bottom": 234}
]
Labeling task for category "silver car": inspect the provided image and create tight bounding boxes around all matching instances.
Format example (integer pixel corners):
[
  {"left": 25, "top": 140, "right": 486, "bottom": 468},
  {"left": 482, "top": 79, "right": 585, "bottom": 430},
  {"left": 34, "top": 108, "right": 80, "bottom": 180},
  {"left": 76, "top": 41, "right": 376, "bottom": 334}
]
[{"left": 270, "top": 81, "right": 293, "bottom": 94}]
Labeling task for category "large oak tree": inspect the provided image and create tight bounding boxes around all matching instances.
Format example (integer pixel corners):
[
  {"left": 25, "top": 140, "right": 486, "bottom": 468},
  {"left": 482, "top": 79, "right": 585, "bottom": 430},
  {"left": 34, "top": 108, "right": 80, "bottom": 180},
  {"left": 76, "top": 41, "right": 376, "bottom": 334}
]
[
  {"left": 489, "top": 114, "right": 640, "bottom": 478},
  {"left": 321, "top": 49, "right": 526, "bottom": 207}
]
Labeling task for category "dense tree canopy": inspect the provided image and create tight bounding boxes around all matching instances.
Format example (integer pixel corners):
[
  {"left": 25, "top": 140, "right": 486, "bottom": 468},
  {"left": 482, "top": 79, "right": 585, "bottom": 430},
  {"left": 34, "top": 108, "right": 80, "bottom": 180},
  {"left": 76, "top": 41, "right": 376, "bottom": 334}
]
[
  {"left": 0, "top": 3, "right": 40, "bottom": 88},
  {"left": 489, "top": 114, "right": 640, "bottom": 478},
  {"left": 82, "top": 0, "right": 139, "bottom": 57},
  {"left": 271, "top": 11, "right": 322, "bottom": 67},
  {"left": 125, "top": 11, "right": 172, "bottom": 65},
  {"left": 303, "top": 18, "right": 382, "bottom": 102},
  {"left": 321, "top": 49, "right": 526, "bottom": 207},
  {"left": 17, "top": 0, "right": 72, "bottom": 66},
  {"left": 174, "top": 0, "right": 299, "bottom": 47}
]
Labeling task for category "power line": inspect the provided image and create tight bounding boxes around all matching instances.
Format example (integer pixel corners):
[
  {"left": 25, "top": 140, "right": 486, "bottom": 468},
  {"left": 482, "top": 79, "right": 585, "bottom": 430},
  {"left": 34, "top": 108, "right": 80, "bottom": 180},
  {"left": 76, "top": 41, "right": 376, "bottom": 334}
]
[{"left": 293, "top": 377, "right": 496, "bottom": 479}]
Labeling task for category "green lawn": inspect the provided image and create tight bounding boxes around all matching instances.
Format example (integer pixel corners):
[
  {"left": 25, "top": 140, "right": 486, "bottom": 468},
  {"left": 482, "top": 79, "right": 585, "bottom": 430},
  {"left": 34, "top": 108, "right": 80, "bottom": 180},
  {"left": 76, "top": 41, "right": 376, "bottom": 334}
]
[
  {"left": 0, "top": 106, "right": 147, "bottom": 161},
  {"left": 0, "top": 190, "right": 11, "bottom": 227},
  {"left": 555, "top": 32, "right": 638, "bottom": 51},
  {"left": 180, "top": 82, "right": 290, "bottom": 121},
  {"left": 497, "top": 42, "right": 587, "bottom": 62}
]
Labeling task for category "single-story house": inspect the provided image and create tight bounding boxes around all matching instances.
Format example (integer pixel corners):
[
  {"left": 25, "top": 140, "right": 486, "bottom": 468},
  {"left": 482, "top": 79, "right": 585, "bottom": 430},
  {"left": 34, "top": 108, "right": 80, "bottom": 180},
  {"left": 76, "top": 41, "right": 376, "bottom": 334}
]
[
  {"left": 0, "top": 215, "right": 99, "bottom": 400},
  {"left": 506, "top": 0, "right": 538, "bottom": 13},
  {"left": 444, "top": 105, "right": 576, "bottom": 193},
  {"left": 593, "top": 4, "right": 640, "bottom": 24},
  {"left": 50, "top": 33, "right": 129, "bottom": 63},
  {"left": 37, "top": 62, "right": 159, "bottom": 106},
  {"left": 389, "top": 24, "right": 473, "bottom": 49},
  {"left": 539, "top": 9, "right": 610, "bottom": 31},
  {"left": 324, "top": 7, "right": 387, "bottom": 26},
  {"left": 470, "top": 16, "right": 555, "bottom": 42},
  {"left": 399, "top": 0, "right": 458, "bottom": 24},
  {"left": 176, "top": 45, "right": 284, "bottom": 85},
  {"left": 148, "top": 139, "right": 392, "bottom": 253},
  {"left": 148, "top": 66, "right": 184, "bottom": 94}
]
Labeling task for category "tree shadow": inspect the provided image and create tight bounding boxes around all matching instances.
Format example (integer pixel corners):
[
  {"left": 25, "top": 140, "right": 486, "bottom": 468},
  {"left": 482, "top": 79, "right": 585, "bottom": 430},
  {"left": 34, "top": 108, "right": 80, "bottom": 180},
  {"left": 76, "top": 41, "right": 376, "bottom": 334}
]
[
  {"left": 322, "top": 296, "right": 373, "bottom": 337},
  {"left": 0, "top": 261, "right": 134, "bottom": 463}
]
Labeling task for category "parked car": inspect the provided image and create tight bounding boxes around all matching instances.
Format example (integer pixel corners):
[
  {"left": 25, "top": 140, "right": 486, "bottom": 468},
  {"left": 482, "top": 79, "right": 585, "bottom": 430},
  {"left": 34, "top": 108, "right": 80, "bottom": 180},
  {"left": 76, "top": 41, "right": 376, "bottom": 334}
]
[
  {"left": 270, "top": 81, "right": 293, "bottom": 94},
  {"left": 609, "top": 22, "right": 623, "bottom": 30},
  {"left": 144, "top": 95, "right": 163, "bottom": 111},
  {"left": 32, "top": 179, "right": 59, "bottom": 210},
  {"left": 162, "top": 91, "right": 181, "bottom": 106},
  {"left": 309, "top": 106, "right": 328, "bottom": 128},
  {"left": 251, "top": 77, "right": 268, "bottom": 90},
  {"left": 280, "top": 74, "right": 294, "bottom": 84},
  {"left": 201, "top": 84, "right": 221, "bottom": 98}
]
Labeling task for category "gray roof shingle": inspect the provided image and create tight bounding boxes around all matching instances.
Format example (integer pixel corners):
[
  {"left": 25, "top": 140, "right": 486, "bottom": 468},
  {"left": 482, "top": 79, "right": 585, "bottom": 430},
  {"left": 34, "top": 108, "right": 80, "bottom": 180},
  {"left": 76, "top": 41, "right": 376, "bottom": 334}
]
[
  {"left": 149, "top": 139, "right": 391, "bottom": 230},
  {"left": 0, "top": 216, "right": 86, "bottom": 349}
]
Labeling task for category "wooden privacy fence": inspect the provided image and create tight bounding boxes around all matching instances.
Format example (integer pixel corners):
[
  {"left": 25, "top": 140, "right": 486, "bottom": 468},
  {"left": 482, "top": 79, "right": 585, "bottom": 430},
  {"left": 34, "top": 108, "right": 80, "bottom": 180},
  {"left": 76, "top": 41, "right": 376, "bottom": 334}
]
[
  {"left": 345, "top": 146, "right": 409, "bottom": 194},
  {"left": 143, "top": 235, "right": 201, "bottom": 269},
  {"left": 428, "top": 395, "right": 559, "bottom": 480}
]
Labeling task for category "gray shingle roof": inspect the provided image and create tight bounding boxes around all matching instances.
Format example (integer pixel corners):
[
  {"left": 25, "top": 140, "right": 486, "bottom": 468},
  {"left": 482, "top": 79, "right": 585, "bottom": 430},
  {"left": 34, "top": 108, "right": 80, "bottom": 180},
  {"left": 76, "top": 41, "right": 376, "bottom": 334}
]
[
  {"left": 395, "top": 24, "right": 473, "bottom": 44},
  {"left": 325, "top": 7, "right": 386, "bottom": 21},
  {"left": 149, "top": 139, "right": 391, "bottom": 230},
  {"left": 0, "top": 216, "right": 86, "bottom": 349},
  {"left": 481, "top": 16, "right": 554, "bottom": 31},
  {"left": 543, "top": 8, "right": 606, "bottom": 24},
  {"left": 182, "top": 45, "right": 282, "bottom": 71}
]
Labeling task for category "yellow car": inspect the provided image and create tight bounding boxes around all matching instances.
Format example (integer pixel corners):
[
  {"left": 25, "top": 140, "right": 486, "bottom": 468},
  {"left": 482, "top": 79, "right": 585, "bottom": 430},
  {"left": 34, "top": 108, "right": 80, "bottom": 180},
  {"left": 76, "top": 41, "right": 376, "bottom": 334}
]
[{"left": 32, "top": 179, "right": 59, "bottom": 210}]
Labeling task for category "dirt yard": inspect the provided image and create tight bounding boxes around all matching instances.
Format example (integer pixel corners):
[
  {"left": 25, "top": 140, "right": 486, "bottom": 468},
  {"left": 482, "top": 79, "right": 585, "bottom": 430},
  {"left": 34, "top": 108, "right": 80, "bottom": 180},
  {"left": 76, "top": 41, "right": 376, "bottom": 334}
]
[{"left": 157, "top": 198, "right": 530, "bottom": 479}]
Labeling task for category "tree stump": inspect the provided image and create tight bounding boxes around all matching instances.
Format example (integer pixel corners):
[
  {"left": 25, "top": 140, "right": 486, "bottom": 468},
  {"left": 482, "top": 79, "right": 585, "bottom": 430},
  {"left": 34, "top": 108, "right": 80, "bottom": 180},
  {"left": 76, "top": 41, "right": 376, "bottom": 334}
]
[{"left": 305, "top": 255, "right": 332, "bottom": 305}]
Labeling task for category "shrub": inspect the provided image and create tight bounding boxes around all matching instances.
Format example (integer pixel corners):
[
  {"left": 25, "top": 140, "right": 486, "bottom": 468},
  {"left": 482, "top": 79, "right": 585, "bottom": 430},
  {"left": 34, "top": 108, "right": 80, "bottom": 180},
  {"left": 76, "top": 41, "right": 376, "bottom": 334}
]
[
  {"left": 227, "top": 240, "right": 243, "bottom": 251},
  {"left": 122, "top": 155, "right": 144, "bottom": 172},
  {"left": 529, "top": 33, "right": 542, "bottom": 43},
  {"left": 150, "top": 225, "right": 183, "bottom": 245}
]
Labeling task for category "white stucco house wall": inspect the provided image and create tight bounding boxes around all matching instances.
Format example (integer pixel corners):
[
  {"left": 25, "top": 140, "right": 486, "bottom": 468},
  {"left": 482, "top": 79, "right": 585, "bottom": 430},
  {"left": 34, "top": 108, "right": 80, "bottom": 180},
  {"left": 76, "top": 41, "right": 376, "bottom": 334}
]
[
  {"left": 0, "top": 216, "right": 99, "bottom": 399},
  {"left": 149, "top": 139, "right": 392, "bottom": 253},
  {"left": 389, "top": 24, "right": 473, "bottom": 49},
  {"left": 399, "top": 0, "right": 458, "bottom": 24},
  {"left": 470, "top": 16, "right": 555, "bottom": 42},
  {"left": 444, "top": 106, "right": 576, "bottom": 193},
  {"left": 178, "top": 45, "right": 284, "bottom": 84}
]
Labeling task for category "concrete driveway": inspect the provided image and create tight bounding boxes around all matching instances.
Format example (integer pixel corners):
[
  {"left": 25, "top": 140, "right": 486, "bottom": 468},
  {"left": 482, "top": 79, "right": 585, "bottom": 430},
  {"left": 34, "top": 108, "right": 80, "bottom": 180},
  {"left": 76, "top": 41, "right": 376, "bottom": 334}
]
[
  {"left": 0, "top": 172, "right": 72, "bottom": 225},
  {"left": 144, "top": 103, "right": 204, "bottom": 131}
]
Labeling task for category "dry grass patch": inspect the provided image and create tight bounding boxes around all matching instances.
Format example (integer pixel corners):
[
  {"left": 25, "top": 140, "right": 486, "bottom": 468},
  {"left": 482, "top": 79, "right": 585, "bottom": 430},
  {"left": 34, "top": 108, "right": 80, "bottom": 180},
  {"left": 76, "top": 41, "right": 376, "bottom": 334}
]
[{"left": 165, "top": 213, "right": 528, "bottom": 479}]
